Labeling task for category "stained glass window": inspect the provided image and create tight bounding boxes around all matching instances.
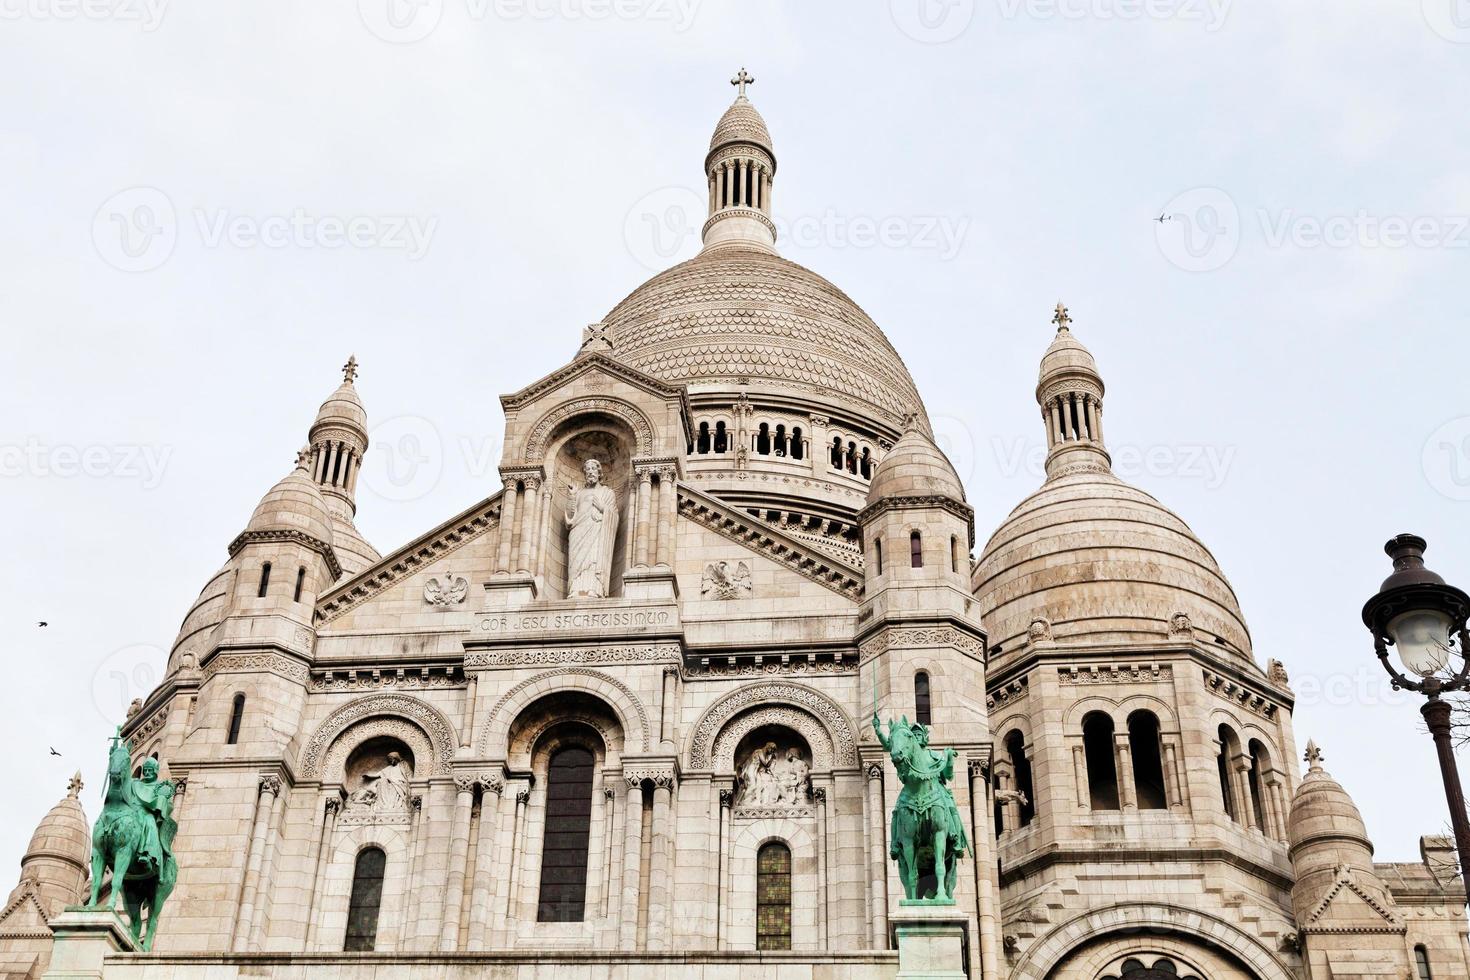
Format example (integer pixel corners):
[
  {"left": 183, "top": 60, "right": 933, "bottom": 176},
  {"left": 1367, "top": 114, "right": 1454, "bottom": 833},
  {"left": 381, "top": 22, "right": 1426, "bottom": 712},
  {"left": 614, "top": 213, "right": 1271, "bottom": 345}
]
[
  {"left": 343, "top": 847, "right": 386, "bottom": 952},
  {"left": 537, "top": 746, "right": 595, "bottom": 922},
  {"left": 756, "top": 841, "right": 792, "bottom": 950}
]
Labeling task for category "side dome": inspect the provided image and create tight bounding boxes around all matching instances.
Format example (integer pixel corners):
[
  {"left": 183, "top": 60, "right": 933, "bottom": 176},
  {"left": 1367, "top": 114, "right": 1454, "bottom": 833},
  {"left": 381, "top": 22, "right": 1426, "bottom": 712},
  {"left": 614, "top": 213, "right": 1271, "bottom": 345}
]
[
  {"left": 13, "top": 774, "right": 90, "bottom": 912},
  {"left": 602, "top": 247, "right": 928, "bottom": 428},
  {"left": 167, "top": 561, "right": 233, "bottom": 671},
  {"left": 312, "top": 380, "right": 367, "bottom": 436},
  {"left": 867, "top": 426, "right": 965, "bottom": 506},
  {"left": 1287, "top": 743, "right": 1371, "bottom": 856},
  {"left": 976, "top": 469, "right": 1250, "bottom": 655},
  {"left": 241, "top": 459, "right": 336, "bottom": 548}
]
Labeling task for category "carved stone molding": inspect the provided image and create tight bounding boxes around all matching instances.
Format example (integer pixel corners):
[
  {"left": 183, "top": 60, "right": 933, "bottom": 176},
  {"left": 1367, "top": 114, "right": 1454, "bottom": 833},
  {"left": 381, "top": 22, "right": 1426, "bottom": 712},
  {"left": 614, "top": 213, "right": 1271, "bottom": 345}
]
[
  {"left": 734, "top": 805, "right": 814, "bottom": 821},
  {"left": 479, "top": 667, "right": 651, "bottom": 755},
  {"left": 624, "top": 765, "right": 676, "bottom": 789},
  {"left": 1203, "top": 669, "right": 1280, "bottom": 719},
  {"left": 300, "top": 694, "right": 459, "bottom": 779},
  {"left": 311, "top": 667, "right": 464, "bottom": 694},
  {"left": 859, "top": 625, "right": 985, "bottom": 664},
  {"left": 204, "top": 652, "right": 310, "bottom": 684},
  {"left": 711, "top": 706, "right": 837, "bottom": 773},
  {"left": 1058, "top": 664, "right": 1172, "bottom": 686},
  {"left": 319, "top": 716, "right": 434, "bottom": 786},
  {"left": 688, "top": 681, "right": 857, "bottom": 771},
  {"left": 522, "top": 396, "right": 656, "bottom": 463},
  {"left": 228, "top": 529, "right": 342, "bottom": 580},
  {"left": 986, "top": 676, "right": 1028, "bottom": 710},
  {"left": 686, "top": 657, "right": 857, "bottom": 678},
  {"left": 465, "top": 644, "right": 678, "bottom": 669}
]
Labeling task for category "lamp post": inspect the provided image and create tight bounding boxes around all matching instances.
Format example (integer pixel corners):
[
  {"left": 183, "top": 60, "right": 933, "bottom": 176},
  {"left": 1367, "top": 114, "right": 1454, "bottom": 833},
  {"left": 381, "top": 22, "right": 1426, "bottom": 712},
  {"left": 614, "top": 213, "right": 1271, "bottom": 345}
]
[{"left": 1362, "top": 534, "right": 1470, "bottom": 893}]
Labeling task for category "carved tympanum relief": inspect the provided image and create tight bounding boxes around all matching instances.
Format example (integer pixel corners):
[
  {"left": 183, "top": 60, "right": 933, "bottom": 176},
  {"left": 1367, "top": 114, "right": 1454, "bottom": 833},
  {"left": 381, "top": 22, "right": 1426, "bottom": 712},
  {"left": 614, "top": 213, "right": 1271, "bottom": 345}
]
[
  {"left": 701, "top": 560, "right": 752, "bottom": 599},
  {"left": 734, "top": 728, "right": 811, "bottom": 815},
  {"left": 343, "top": 738, "right": 415, "bottom": 823}
]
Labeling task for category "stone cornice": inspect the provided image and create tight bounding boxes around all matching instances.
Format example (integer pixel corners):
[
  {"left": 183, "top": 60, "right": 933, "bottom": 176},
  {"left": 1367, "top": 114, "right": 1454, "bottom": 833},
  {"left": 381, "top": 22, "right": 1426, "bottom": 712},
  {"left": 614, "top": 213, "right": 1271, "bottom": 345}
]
[
  {"left": 1000, "top": 843, "right": 1294, "bottom": 893},
  {"left": 856, "top": 619, "right": 986, "bottom": 666},
  {"left": 228, "top": 528, "right": 343, "bottom": 580},
  {"left": 677, "top": 483, "right": 863, "bottom": 600},
  {"left": 499, "top": 351, "right": 687, "bottom": 411},
  {"left": 315, "top": 490, "right": 504, "bottom": 626},
  {"left": 858, "top": 494, "right": 976, "bottom": 549}
]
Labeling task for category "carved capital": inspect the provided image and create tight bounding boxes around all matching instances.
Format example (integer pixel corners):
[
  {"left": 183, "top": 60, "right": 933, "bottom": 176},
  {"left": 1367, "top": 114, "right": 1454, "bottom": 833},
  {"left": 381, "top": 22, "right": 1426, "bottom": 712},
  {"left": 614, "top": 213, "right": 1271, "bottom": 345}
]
[
  {"left": 455, "top": 775, "right": 477, "bottom": 794},
  {"left": 324, "top": 796, "right": 342, "bottom": 816},
  {"left": 719, "top": 788, "right": 735, "bottom": 809},
  {"left": 515, "top": 789, "right": 531, "bottom": 805},
  {"left": 172, "top": 775, "right": 188, "bottom": 797},
  {"left": 811, "top": 787, "right": 827, "bottom": 805},
  {"left": 967, "top": 758, "right": 989, "bottom": 781},
  {"left": 865, "top": 762, "right": 885, "bottom": 781},
  {"left": 258, "top": 774, "right": 282, "bottom": 798},
  {"left": 481, "top": 772, "right": 506, "bottom": 796},
  {"left": 411, "top": 794, "right": 423, "bottom": 813}
]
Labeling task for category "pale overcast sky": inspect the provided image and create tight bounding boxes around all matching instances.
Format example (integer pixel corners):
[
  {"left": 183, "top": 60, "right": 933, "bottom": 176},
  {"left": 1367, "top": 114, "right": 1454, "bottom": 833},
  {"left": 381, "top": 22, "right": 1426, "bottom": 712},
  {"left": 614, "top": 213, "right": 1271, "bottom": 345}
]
[{"left": 1, "top": 0, "right": 1468, "bottom": 872}]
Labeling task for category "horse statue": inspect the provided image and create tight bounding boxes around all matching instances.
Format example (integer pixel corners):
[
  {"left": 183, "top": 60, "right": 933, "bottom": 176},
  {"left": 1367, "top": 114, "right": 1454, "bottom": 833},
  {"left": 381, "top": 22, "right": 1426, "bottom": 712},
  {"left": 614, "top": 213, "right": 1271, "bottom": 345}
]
[
  {"left": 873, "top": 713, "right": 969, "bottom": 902},
  {"left": 85, "top": 729, "right": 178, "bottom": 951}
]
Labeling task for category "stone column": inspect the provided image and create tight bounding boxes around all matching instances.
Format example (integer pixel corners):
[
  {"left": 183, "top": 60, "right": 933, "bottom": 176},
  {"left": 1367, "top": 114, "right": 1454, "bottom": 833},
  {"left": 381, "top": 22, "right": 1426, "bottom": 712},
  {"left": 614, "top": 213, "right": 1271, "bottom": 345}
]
[
  {"left": 440, "top": 776, "right": 476, "bottom": 950},
  {"left": 808, "top": 415, "right": 829, "bottom": 476},
  {"left": 619, "top": 778, "right": 643, "bottom": 949},
  {"left": 304, "top": 794, "right": 342, "bottom": 950},
  {"left": 865, "top": 761, "right": 889, "bottom": 948},
  {"left": 716, "top": 787, "right": 733, "bottom": 949},
  {"left": 968, "top": 759, "right": 1000, "bottom": 980},
  {"left": 496, "top": 481, "right": 519, "bottom": 573},
  {"left": 647, "top": 774, "right": 674, "bottom": 950},
  {"left": 1232, "top": 754, "right": 1259, "bottom": 831},
  {"left": 249, "top": 781, "right": 288, "bottom": 948},
  {"left": 737, "top": 160, "right": 747, "bottom": 206},
  {"left": 1114, "top": 733, "right": 1137, "bottom": 810},
  {"left": 467, "top": 775, "right": 504, "bottom": 951},
  {"left": 659, "top": 667, "right": 677, "bottom": 749},
  {"left": 232, "top": 774, "right": 280, "bottom": 951},
  {"left": 1071, "top": 744, "right": 1091, "bottom": 810},
  {"left": 634, "top": 469, "right": 653, "bottom": 567},
  {"left": 460, "top": 674, "right": 478, "bottom": 750},
  {"left": 516, "top": 477, "right": 540, "bottom": 573},
  {"left": 655, "top": 468, "right": 675, "bottom": 567},
  {"left": 716, "top": 164, "right": 726, "bottom": 210},
  {"left": 1161, "top": 740, "right": 1184, "bottom": 811},
  {"left": 486, "top": 782, "right": 520, "bottom": 946},
  {"left": 813, "top": 786, "right": 829, "bottom": 948},
  {"left": 534, "top": 488, "right": 554, "bottom": 583}
]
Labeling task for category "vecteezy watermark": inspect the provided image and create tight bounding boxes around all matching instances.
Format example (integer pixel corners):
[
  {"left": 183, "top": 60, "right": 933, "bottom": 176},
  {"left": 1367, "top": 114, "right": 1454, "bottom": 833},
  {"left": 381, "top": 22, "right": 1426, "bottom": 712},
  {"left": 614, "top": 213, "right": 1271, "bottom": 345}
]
[
  {"left": 992, "top": 437, "right": 1237, "bottom": 489},
  {"left": 1423, "top": 417, "right": 1470, "bottom": 502},
  {"left": 359, "top": 415, "right": 446, "bottom": 503},
  {"left": 1154, "top": 187, "right": 1240, "bottom": 273},
  {"left": 1258, "top": 210, "right": 1470, "bottom": 250},
  {"left": 890, "top": 0, "right": 974, "bottom": 43},
  {"left": 992, "top": 0, "right": 1232, "bottom": 30},
  {"left": 622, "top": 186, "right": 970, "bottom": 271},
  {"left": 92, "top": 187, "right": 438, "bottom": 271},
  {"left": 0, "top": 439, "right": 172, "bottom": 489},
  {"left": 931, "top": 414, "right": 980, "bottom": 488},
  {"left": 1422, "top": 0, "right": 1470, "bottom": 43},
  {"left": 358, "top": 0, "right": 698, "bottom": 42},
  {"left": 91, "top": 644, "right": 165, "bottom": 725},
  {"left": 0, "top": 0, "right": 168, "bottom": 30}
]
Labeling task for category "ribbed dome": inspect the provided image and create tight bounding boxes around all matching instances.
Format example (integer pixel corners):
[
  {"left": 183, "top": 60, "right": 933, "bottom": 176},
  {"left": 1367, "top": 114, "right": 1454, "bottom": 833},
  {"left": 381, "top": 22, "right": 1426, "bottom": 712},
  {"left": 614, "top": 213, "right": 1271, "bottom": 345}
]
[
  {"left": 168, "top": 561, "right": 233, "bottom": 670},
  {"left": 867, "top": 427, "right": 964, "bottom": 506},
  {"left": 331, "top": 519, "right": 381, "bottom": 577},
  {"left": 23, "top": 783, "right": 88, "bottom": 871},
  {"left": 1038, "top": 325, "right": 1101, "bottom": 395},
  {"left": 602, "top": 246, "right": 928, "bottom": 426},
  {"left": 709, "top": 97, "right": 772, "bottom": 155},
  {"left": 975, "top": 469, "right": 1251, "bottom": 655},
  {"left": 1288, "top": 744, "right": 1372, "bottom": 856},
  {"left": 312, "top": 381, "right": 367, "bottom": 436},
  {"left": 243, "top": 463, "right": 335, "bottom": 547}
]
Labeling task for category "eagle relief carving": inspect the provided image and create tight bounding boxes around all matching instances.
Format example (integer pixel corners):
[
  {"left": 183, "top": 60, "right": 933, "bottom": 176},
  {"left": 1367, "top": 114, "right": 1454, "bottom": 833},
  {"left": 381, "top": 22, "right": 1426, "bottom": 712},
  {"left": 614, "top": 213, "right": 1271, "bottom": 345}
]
[
  {"left": 424, "top": 571, "right": 470, "bottom": 607},
  {"left": 702, "top": 560, "right": 753, "bottom": 600}
]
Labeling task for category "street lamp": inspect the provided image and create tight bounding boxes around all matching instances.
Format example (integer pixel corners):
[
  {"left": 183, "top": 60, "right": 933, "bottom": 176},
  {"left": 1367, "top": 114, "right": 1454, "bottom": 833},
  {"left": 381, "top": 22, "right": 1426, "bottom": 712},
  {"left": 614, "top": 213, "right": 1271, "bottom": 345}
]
[{"left": 1362, "top": 533, "right": 1470, "bottom": 892}]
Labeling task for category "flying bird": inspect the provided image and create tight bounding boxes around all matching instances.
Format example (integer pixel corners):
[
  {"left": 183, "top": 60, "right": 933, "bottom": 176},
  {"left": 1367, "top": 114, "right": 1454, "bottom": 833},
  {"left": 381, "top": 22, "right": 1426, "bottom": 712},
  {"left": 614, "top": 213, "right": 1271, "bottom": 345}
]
[
  {"left": 37, "top": 621, "right": 48, "bottom": 628},
  {"left": 49, "top": 747, "right": 61, "bottom": 757}
]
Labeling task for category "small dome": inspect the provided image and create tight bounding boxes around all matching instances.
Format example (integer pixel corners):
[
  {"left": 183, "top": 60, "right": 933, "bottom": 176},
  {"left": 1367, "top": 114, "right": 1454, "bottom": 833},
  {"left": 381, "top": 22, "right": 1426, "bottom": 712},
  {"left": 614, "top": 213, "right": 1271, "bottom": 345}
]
[
  {"left": 976, "top": 469, "right": 1251, "bottom": 656},
  {"left": 709, "top": 97, "right": 772, "bottom": 156},
  {"left": 243, "top": 458, "right": 335, "bottom": 547},
  {"left": 867, "top": 427, "right": 965, "bottom": 506},
  {"left": 1288, "top": 743, "right": 1372, "bottom": 854},
  {"left": 312, "top": 380, "right": 367, "bottom": 437},
  {"left": 1037, "top": 325, "right": 1101, "bottom": 394},
  {"left": 167, "top": 561, "right": 233, "bottom": 670},
  {"left": 22, "top": 774, "right": 89, "bottom": 878},
  {"left": 330, "top": 518, "right": 381, "bottom": 577}
]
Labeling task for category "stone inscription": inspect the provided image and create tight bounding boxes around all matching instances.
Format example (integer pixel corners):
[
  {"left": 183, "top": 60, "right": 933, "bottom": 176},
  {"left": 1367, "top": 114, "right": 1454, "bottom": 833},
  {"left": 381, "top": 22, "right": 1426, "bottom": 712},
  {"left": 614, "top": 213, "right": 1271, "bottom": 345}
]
[{"left": 479, "top": 607, "right": 674, "bottom": 634}]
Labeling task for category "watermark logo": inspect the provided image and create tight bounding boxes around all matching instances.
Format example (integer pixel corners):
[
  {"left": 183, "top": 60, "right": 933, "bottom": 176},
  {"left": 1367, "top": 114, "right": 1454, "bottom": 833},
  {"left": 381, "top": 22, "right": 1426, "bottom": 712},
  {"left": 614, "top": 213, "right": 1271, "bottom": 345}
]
[
  {"left": 1423, "top": 0, "right": 1470, "bottom": 42},
  {"left": 890, "top": 0, "right": 974, "bottom": 43},
  {"left": 624, "top": 186, "right": 705, "bottom": 271},
  {"left": 0, "top": 0, "right": 169, "bottom": 30},
  {"left": 358, "top": 0, "right": 443, "bottom": 42},
  {"left": 992, "top": 437, "right": 1237, "bottom": 489},
  {"left": 91, "top": 644, "right": 164, "bottom": 725},
  {"left": 1259, "top": 210, "right": 1470, "bottom": 250},
  {"left": 0, "top": 439, "right": 172, "bottom": 489},
  {"left": 992, "top": 0, "right": 1232, "bottom": 31},
  {"left": 360, "top": 0, "right": 697, "bottom": 42},
  {"left": 931, "top": 413, "right": 980, "bottom": 487},
  {"left": 1155, "top": 187, "right": 1240, "bottom": 272},
  {"left": 93, "top": 186, "right": 176, "bottom": 273},
  {"left": 360, "top": 415, "right": 444, "bottom": 503},
  {"left": 1423, "top": 417, "right": 1470, "bottom": 502}
]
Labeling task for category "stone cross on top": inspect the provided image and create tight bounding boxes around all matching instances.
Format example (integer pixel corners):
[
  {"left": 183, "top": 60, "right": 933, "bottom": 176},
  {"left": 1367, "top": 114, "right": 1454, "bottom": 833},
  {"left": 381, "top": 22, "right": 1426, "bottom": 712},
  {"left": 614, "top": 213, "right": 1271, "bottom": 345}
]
[
  {"left": 1052, "top": 302, "right": 1072, "bottom": 331},
  {"left": 1304, "top": 740, "right": 1324, "bottom": 769},
  {"left": 342, "top": 355, "right": 359, "bottom": 384},
  {"left": 731, "top": 67, "right": 755, "bottom": 98}
]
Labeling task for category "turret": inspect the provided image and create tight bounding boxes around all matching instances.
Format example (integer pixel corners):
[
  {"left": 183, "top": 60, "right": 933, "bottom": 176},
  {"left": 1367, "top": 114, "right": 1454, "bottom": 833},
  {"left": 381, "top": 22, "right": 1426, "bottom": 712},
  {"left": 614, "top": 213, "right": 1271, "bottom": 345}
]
[
  {"left": 1037, "top": 302, "right": 1110, "bottom": 481},
  {"left": 226, "top": 447, "right": 341, "bottom": 618},
  {"left": 6, "top": 772, "right": 89, "bottom": 917},
  {"left": 701, "top": 68, "right": 778, "bottom": 253},
  {"left": 306, "top": 356, "right": 379, "bottom": 576}
]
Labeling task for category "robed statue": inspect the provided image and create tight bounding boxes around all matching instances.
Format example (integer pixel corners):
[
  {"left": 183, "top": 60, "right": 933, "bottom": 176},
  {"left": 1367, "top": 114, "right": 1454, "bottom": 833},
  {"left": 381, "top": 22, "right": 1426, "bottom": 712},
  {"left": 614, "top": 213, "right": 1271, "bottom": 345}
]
[
  {"left": 565, "top": 458, "right": 619, "bottom": 598},
  {"left": 350, "top": 751, "right": 411, "bottom": 811},
  {"left": 87, "top": 729, "right": 179, "bottom": 951},
  {"left": 872, "top": 714, "right": 969, "bottom": 902}
]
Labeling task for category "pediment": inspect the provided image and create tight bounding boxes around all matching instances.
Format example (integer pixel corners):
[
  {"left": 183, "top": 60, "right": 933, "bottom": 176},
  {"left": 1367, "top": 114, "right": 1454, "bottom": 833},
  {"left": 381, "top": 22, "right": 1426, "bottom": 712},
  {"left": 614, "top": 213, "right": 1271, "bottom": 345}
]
[
  {"left": 0, "top": 884, "right": 53, "bottom": 938},
  {"left": 1303, "top": 866, "right": 1404, "bottom": 933},
  {"left": 500, "top": 352, "right": 687, "bottom": 412}
]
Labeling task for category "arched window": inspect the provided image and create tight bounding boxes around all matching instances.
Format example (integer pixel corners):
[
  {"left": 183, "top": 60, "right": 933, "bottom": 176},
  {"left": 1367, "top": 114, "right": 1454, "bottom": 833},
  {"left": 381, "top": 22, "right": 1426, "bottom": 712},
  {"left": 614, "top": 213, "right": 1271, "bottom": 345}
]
[
  {"left": 773, "top": 425, "right": 787, "bottom": 457},
  {"left": 914, "top": 672, "right": 932, "bottom": 726},
  {"left": 294, "top": 566, "right": 307, "bottom": 602},
  {"left": 910, "top": 530, "right": 924, "bottom": 568},
  {"left": 537, "top": 746, "right": 595, "bottom": 922},
  {"left": 790, "top": 427, "right": 804, "bottom": 460},
  {"left": 1005, "top": 730, "right": 1035, "bottom": 827},
  {"left": 1248, "top": 739, "right": 1271, "bottom": 832},
  {"left": 831, "top": 436, "right": 844, "bottom": 469},
  {"left": 874, "top": 538, "right": 884, "bottom": 575},
  {"left": 756, "top": 423, "right": 771, "bottom": 455},
  {"left": 226, "top": 693, "right": 246, "bottom": 745},
  {"left": 696, "top": 421, "right": 711, "bottom": 454},
  {"left": 847, "top": 442, "right": 858, "bottom": 474},
  {"left": 859, "top": 447, "right": 873, "bottom": 479},
  {"left": 343, "top": 846, "right": 386, "bottom": 951},
  {"left": 1217, "top": 725, "right": 1240, "bottom": 821},
  {"left": 714, "top": 422, "right": 728, "bottom": 454},
  {"left": 756, "top": 841, "right": 792, "bottom": 950},
  {"left": 1128, "top": 711, "right": 1168, "bottom": 810},
  {"left": 1415, "top": 945, "right": 1433, "bottom": 980},
  {"left": 257, "top": 561, "right": 272, "bottom": 597},
  {"left": 1082, "top": 712, "right": 1119, "bottom": 810}
]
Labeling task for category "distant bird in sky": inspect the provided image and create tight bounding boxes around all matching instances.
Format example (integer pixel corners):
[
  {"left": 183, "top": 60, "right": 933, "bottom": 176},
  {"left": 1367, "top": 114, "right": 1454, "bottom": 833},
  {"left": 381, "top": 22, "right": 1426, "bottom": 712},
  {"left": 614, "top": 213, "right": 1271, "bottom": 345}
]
[
  {"left": 49, "top": 747, "right": 61, "bottom": 757},
  {"left": 38, "top": 621, "right": 48, "bottom": 627}
]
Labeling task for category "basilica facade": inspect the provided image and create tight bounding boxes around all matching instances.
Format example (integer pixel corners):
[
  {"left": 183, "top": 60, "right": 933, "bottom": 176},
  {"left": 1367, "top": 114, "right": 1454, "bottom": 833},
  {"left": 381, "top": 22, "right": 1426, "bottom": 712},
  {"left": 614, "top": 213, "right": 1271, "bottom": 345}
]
[{"left": 2, "top": 79, "right": 1467, "bottom": 980}]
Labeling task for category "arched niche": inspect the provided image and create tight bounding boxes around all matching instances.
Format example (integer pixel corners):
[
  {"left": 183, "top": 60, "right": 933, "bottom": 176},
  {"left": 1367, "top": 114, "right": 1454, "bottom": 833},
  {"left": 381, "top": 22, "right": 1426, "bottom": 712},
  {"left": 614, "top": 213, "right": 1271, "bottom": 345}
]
[
  {"left": 542, "top": 417, "right": 637, "bottom": 600},
  {"left": 689, "top": 681, "right": 858, "bottom": 772},
  {"left": 731, "top": 725, "right": 814, "bottom": 810},
  {"left": 299, "top": 695, "right": 457, "bottom": 780}
]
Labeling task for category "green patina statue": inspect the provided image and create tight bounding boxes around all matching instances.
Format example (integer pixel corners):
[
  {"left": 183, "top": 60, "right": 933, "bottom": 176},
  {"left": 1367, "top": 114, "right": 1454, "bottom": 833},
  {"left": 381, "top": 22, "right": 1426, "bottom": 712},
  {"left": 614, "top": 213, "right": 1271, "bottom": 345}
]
[
  {"left": 86, "top": 728, "right": 178, "bottom": 951},
  {"left": 873, "top": 713, "right": 969, "bottom": 903}
]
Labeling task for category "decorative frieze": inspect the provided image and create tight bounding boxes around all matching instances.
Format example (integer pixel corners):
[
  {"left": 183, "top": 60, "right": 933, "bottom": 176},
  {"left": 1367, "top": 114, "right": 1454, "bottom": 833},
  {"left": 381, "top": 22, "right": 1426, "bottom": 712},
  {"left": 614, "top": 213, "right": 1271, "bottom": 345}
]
[
  {"left": 205, "top": 653, "right": 310, "bottom": 684},
  {"left": 686, "top": 655, "right": 857, "bottom": 678},
  {"left": 689, "top": 682, "right": 857, "bottom": 770},
  {"left": 465, "top": 644, "right": 678, "bottom": 669},
  {"left": 1057, "top": 664, "right": 1172, "bottom": 685},
  {"left": 310, "top": 666, "right": 464, "bottom": 693},
  {"left": 1203, "top": 669, "right": 1280, "bottom": 719},
  {"left": 859, "top": 626, "right": 985, "bottom": 664},
  {"left": 986, "top": 676, "right": 1028, "bottom": 710}
]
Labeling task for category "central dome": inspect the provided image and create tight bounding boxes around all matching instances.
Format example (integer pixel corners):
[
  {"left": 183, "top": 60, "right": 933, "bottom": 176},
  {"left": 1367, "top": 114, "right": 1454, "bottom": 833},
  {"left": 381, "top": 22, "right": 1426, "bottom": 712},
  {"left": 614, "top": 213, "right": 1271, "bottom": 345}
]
[{"left": 601, "top": 245, "right": 928, "bottom": 427}]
